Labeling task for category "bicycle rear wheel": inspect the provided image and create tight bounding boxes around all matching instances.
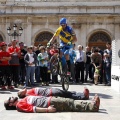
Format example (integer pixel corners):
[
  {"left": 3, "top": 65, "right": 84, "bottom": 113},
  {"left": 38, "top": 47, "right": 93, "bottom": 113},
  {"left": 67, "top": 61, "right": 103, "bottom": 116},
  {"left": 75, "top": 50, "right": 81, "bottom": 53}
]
[{"left": 61, "top": 76, "right": 69, "bottom": 91}]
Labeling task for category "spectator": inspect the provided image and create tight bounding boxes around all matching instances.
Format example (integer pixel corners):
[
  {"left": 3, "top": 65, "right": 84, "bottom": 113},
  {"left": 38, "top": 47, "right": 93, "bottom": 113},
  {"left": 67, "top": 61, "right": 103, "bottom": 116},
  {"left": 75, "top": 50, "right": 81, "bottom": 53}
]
[
  {"left": 19, "top": 42, "right": 27, "bottom": 85},
  {"left": 46, "top": 46, "right": 52, "bottom": 84},
  {"left": 7, "top": 39, "right": 20, "bottom": 88},
  {"left": 0, "top": 42, "right": 13, "bottom": 89},
  {"left": 103, "top": 42, "right": 112, "bottom": 86},
  {"left": 85, "top": 46, "right": 92, "bottom": 82},
  {"left": 38, "top": 46, "right": 49, "bottom": 86},
  {"left": 97, "top": 47, "right": 104, "bottom": 84},
  {"left": 75, "top": 45, "right": 86, "bottom": 83},
  {"left": 24, "top": 46, "right": 37, "bottom": 87},
  {"left": 34, "top": 44, "right": 41, "bottom": 83},
  {"left": 89, "top": 46, "right": 96, "bottom": 82},
  {"left": 91, "top": 48, "right": 102, "bottom": 85},
  {"left": 69, "top": 44, "right": 76, "bottom": 83}
]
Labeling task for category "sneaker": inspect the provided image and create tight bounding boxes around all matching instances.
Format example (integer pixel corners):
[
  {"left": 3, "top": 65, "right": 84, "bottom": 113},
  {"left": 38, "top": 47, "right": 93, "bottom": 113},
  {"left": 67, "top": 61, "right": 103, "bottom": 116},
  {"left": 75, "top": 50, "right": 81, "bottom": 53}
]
[
  {"left": 24, "top": 84, "right": 28, "bottom": 88},
  {"left": 72, "top": 81, "right": 76, "bottom": 84},
  {"left": 14, "top": 84, "right": 18, "bottom": 88},
  {"left": 67, "top": 71, "right": 71, "bottom": 76},
  {"left": 92, "top": 94, "right": 100, "bottom": 111},
  {"left": 83, "top": 87, "right": 89, "bottom": 100},
  {"left": 1, "top": 86, "right": 6, "bottom": 90},
  {"left": 46, "top": 82, "right": 49, "bottom": 86},
  {"left": 106, "top": 83, "right": 111, "bottom": 86},
  {"left": 8, "top": 86, "right": 14, "bottom": 89},
  {"left": 42, "top": 82, "right": 45, "bottom": 86}
]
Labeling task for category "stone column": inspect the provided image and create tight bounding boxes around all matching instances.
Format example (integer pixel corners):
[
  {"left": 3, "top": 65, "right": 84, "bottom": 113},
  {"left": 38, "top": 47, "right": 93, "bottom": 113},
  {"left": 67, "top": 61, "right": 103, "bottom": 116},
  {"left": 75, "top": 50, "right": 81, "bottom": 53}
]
[
  {"left": 114, "top": 18, "right": 120, "bottom": 39},
  {"left": 5, "top": 18, "right": 11, "bottom": 43},
  {"left": 25, "top": 17, "right": 32, "bottom": 46}
]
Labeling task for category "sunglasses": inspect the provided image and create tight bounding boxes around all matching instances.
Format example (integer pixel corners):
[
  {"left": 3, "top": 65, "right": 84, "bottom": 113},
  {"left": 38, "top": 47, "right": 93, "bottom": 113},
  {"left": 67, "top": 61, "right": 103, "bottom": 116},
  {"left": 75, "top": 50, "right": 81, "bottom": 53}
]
[{"left": 61, "top": 24, "right": 66, "bottom": 26}]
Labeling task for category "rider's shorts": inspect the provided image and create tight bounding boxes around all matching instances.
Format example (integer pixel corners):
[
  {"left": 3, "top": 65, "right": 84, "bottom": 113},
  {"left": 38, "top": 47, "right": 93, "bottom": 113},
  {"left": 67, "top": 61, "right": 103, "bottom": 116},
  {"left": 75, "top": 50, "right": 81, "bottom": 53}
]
[{"left": 60, "top": 41, "right": 73, "bottom": 55}]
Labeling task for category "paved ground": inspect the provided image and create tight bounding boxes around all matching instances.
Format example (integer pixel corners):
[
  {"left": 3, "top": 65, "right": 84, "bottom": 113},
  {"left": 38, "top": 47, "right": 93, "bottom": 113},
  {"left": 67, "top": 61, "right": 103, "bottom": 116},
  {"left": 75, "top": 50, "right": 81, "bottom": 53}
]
[{"left": 0, "top": 82, "right": 120, "bottom": 120}]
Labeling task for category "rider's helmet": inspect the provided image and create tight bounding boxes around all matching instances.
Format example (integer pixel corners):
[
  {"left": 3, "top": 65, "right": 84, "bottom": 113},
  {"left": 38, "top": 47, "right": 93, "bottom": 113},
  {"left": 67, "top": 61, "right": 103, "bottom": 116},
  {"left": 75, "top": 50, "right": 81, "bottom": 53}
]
[{"left": 59, "top": 18, "right": 67, "bottom": 25}]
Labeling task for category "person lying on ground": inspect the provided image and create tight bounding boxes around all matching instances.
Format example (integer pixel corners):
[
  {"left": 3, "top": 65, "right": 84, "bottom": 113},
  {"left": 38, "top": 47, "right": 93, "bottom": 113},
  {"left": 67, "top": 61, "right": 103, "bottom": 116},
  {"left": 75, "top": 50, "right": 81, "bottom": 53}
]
[
  {"left": 4, "top": 94, "right": 100, "bottom": 113},
  {"left": 17, "top": 87, "right": 89, "bottom": 100}
]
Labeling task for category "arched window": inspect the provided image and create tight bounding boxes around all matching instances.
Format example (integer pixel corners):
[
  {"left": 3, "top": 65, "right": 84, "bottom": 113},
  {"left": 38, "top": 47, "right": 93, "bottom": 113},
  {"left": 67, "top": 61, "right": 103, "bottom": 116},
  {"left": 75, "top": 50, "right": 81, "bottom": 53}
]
[
  {"left": 88, "top": 31, "right": 111, "bottom": 50},
  {"left": 89, "top": 32, "right": 111, "bottom": 42},
  {"left": 34, "top": 31, "right": 53, "bottom": 46}
]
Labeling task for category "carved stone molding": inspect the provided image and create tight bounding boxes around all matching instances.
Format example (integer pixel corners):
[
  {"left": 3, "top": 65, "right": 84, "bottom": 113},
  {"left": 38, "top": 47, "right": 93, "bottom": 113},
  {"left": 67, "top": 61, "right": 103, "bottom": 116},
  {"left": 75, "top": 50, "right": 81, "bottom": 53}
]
[{"left": 71, "top": 23, "right": 81, "bottom": 28}]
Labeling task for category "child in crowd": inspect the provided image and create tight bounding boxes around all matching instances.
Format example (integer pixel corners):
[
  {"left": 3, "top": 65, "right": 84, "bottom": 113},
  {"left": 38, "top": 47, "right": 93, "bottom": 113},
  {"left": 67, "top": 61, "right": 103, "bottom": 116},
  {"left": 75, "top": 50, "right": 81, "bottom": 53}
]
[{"left": 38, "top": 46, "right": 49, "bottom": 86}]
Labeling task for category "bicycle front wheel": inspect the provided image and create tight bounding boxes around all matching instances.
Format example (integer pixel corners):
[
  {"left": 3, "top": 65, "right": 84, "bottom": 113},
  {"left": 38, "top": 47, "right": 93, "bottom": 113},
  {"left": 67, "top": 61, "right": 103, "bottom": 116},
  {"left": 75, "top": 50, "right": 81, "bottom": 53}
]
[
  {"left": 61, "top": 76, "right": 69, "bottom": 91},
  {"left": 50, "top": 55, "right": 59, "bottom": 75}
]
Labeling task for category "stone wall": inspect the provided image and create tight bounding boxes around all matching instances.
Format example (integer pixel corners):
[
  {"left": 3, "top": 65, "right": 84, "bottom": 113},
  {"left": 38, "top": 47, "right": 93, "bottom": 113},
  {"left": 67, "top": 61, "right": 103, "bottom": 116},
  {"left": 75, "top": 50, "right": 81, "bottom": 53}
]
[
  {"left": 0, "top": 0, "right": 120, "bottom": 47},
  {"left": 1, "top": 0, "right": 120, "bottom": 2}
]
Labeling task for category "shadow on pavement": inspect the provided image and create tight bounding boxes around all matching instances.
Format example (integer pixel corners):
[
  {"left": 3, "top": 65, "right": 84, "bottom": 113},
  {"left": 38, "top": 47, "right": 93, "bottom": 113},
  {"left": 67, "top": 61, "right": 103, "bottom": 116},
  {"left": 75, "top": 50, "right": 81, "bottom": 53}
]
[
  {"left": 98, "top": 109, "right": 108, "bottom": 114},
  {"left": 0, "top": 91, "right": 11, "bottom": 94},
  {"left": 0, "top": 88, "right": 19, "bottom": 93},
  {"left": 90, "top": 92, "right": 113, "bottom": 99}
]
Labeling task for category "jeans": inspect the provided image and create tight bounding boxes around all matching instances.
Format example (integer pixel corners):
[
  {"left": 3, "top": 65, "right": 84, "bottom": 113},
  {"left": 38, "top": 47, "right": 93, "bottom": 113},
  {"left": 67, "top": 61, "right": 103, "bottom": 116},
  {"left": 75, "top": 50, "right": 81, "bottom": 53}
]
[
  {"left": 25, "top": 66, "right": 35, "bottom": 86},
  {"left": 104, "top": 62, "right": 111, "bottom": 84},
  {"left": 35, "top": 66, "right": 40, "bottom": 83}
]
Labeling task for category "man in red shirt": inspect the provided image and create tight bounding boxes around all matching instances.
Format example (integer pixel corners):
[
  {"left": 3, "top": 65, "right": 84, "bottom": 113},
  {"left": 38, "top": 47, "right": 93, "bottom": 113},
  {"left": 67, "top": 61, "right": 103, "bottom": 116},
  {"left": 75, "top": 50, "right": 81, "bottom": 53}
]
[
  {"left": 4, "top": 94, "right": 100, "bottom": 112},
  {"left": 0, "top": 42, "right": 13, "bottom": 89},
  {"left": 18, "top": 87, "right": 89, "bottom": 100},
  {"left": 7, "top": 39, "right": 20, "bottom": 88}
]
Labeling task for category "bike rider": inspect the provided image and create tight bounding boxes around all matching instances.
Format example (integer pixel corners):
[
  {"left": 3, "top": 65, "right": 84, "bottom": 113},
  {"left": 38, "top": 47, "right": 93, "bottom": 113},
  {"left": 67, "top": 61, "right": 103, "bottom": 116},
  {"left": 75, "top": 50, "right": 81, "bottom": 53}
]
[{"left": 47, "top": 18, "right": 77, "bottom": 75}]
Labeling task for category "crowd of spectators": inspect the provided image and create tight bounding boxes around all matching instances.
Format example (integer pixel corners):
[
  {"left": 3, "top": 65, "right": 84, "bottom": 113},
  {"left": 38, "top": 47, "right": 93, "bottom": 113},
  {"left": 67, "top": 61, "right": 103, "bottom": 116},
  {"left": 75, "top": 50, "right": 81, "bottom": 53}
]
[{"left": 0, "top": 40, "right": 112, "bottom": 90}]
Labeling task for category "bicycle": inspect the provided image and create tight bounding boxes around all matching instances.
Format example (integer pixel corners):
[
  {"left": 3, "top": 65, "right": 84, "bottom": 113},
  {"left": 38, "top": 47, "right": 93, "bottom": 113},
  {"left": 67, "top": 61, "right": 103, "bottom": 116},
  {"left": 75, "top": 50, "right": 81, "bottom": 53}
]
[{"left": 50, "top": 45, "right": 70, "bottom": 91}]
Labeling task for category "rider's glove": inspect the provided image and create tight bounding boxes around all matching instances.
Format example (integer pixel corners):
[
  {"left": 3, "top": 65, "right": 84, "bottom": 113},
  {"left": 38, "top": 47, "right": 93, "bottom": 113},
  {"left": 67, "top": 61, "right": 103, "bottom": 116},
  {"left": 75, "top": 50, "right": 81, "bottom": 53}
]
[
  {"left": 47, "top": 42, "right": 51, "bottom": 47},
  {"left": 67, "top": 42, "right": 72, "bottom": 45}
]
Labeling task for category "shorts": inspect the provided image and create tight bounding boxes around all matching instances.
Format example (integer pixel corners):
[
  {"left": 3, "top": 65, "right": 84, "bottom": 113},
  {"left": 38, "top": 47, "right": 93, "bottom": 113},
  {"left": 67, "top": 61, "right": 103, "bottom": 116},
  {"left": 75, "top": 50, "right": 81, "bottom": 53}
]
[{"left": 60, "top": 41, "right": 73, "bottom": 55}]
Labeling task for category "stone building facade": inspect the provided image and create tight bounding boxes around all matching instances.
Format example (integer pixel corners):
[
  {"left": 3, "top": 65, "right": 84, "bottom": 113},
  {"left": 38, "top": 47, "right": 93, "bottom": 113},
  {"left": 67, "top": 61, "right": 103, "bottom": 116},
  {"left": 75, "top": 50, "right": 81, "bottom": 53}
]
[{"left": 0, "top": 0, "right": 120, "bottom": 49}]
